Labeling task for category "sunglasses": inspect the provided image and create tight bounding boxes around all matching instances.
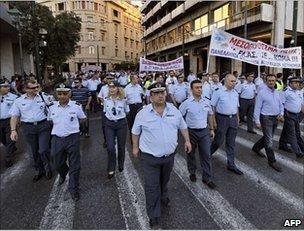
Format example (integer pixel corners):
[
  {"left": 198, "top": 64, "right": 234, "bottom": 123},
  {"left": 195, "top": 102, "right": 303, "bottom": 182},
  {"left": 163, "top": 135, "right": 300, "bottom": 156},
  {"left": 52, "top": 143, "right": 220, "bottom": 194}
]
[
  {"left": 112, "top": 107, "right": 117, "bottom": 116},
  {"left": 57, "top": 92, "right": 69, "bottom": 95},
  {"left": 27, "top": 86, "right": 39, "bottom": 90}
]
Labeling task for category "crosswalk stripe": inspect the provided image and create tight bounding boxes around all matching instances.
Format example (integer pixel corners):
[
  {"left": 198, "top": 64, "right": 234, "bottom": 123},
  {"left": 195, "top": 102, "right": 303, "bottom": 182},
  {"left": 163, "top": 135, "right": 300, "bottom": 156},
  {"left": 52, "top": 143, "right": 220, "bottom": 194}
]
[
  {"left": 39, "top": 175, "right": 75, "bottom": 230},
  {"left": 115, "top": 148, "right": 150, "bottom": 230},
  {"left": 174, "top": 154, "right": 256, "bottom": 230},
  {"left": 0, "top": 153, "right": 29, "bottom": 191},
  {"left": 216, "top": 150, "right": 304, "bottom": 214},
  {"left": 238, "top": 124, "right": 281, "bottom": 142},
  {"left": 235, "top": 136, "right": 303, "bottom": 175}
]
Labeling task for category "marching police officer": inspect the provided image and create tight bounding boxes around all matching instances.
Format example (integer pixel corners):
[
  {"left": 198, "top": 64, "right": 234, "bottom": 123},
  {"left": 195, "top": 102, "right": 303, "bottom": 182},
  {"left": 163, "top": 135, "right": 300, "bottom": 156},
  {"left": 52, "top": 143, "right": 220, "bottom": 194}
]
[
  {"left": 10, "top": 79, "right": 53, "bottom": 182},
  {"left": 187, "top": 70, "right": 197, "bottom": 84},
  {"left": 279, "top": 77, "right": 304, "bottom": 158},
  {"left": 117, "top": 72, "right": 129, "bottom": 88},
  {"left": 87, "top": 73, "right": 101, "bottom": 113},
  {"left": 238, "top": 73, "right": 257, "bottom": 133},
  {"left": 0, "top": 79, "right": 18, "bottom": 168},
  {"left": 252, "top": 74, "right": 284, "bottom": 172},
  {"left": 49, "top": 85, "right": 86, "bottom": 201},
  {"left": 210, "top": 72, "right": 223, "bottom": 95},
  {"left": 202, "top": 73, "right": 212, "bottom": 100},
  {"left": 124, "top": 74, "right": 144, "bottom": 141},
  {"left": 169, "top": 74, "right": 190, "bottom": 108},
  {"left": 104, "top": 81, "right": 129, "bottom": 179},
  {"left": 210, "top": 74, "right": 243, "bottom": 175},
  {"left": 132, "top": 82, "right": 191, "bottom": 228},
  {"left": 179, "top": 79, "right": 216, "bottom": 189}
]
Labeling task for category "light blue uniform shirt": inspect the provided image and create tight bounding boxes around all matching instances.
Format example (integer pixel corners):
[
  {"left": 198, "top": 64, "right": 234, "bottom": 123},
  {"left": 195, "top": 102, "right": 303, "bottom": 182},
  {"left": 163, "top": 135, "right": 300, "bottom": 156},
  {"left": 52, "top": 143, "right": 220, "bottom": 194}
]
[
  {"left": 211, "top": 86, "right": 239, "bottom": 115},
  {"left": 97, "top": 85, "right": 109, "bottom": 100},
  {"left": 254, "top": 87, "right": 284, "bottom": 125},
  {"left": 238, "top": 82, "right": 257, "bottom": 99},
  {"left": 187, "top": 74, "right": 197, "bottom": 83},
  {"left": 202, "top": 82, "right": 212, "bottom": 100},
  {"left": 282, "top": 86, "right": 303, "bottom": 113},
  {"left": 0, "top": 92, "right": 18, "bottom": 119},
  {"left": 169, "top": 82, "right": 190, "bottom": 103},
  {"left": 179, "top": 96, "right": 213, "bottom": 129},
  {"left": 9, "top": 93, "right": 52, "bottom": 122},
  {"left": 132, "top": 103, "right": 187, "bottom": 157},
  {"left": 103, "top": 97, "right": 129, "bottom": 121},
  {"left": 125, "top": 83, "right": 144, "bottom": 104},
  {"left": 87, "top": 78, "right": 101, "bottom": 91},
  {"left": 118, "top": 75, "right": 129, "bottom": 87},
  {"left": 48, "top": 101, "right": 86, "bottom": 137}
]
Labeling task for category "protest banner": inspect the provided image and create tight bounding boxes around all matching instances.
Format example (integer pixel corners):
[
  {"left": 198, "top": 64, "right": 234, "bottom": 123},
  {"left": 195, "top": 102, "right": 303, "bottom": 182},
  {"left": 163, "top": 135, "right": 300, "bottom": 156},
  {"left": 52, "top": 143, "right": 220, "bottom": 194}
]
[
  {"left": 139, "top": 56, "right": 184, "bottom": 72},
  {"left": 81, "top": 65, "right": 102, "bottom": 72}
]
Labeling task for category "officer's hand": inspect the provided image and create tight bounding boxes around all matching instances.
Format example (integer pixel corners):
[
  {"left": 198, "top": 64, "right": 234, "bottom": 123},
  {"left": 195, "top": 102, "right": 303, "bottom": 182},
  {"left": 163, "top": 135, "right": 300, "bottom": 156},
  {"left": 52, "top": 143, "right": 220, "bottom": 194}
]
[
  {"left": 210, "top": 130, "right": 215, "bottom": 140},
  {"left": 10, "top": 131, "right": 18, "bottom": 141},
  {"left": 185, "top": 141, "right": 192, "bottom": 154},
  {"left": 256, "top": 124, "right": 261, "bottom": 130},
  {"left": 277, "top": 115, "right": 284, "bottom": 123},
  {"left": 132, "top": 147, "right": 140, "bottom": 158}
]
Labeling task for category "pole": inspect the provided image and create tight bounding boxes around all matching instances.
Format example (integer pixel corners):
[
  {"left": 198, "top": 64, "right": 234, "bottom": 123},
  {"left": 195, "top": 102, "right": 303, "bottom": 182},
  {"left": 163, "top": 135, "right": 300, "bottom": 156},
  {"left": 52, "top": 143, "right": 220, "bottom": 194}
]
[
  {"left": 32, "top": 2, "right": 41, "bottom": 84},
  {"left": 292, "top": 1, "right": 298, "bottom": 47},
  {"left": 242, "top": 3, "right": 248, "bottom": 74},
  {"left": 258, "top": 65, "right": 261, "bottom": 78},
  {"left": 18, "top": 24, "right": 24, "bottom": 76},
  {"left": 97, "top": 44, "right": 100, "bottom": 67}
]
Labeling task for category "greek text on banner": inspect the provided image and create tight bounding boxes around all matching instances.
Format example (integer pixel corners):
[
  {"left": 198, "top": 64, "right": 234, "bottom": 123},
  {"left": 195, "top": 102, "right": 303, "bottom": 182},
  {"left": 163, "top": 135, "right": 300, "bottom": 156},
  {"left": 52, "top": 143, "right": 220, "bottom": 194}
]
[{"left": 139, "top": 57, "right": 184, "bottom": 72}]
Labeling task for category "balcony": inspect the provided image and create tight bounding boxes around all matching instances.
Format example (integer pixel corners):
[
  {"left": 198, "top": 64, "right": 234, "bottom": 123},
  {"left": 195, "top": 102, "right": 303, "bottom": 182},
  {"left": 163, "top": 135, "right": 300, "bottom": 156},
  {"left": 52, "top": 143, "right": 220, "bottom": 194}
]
[
  {"left": 152, "top": 20, "right": 161, "bottom": 31},
  {"left": 185, "top": 0, "right": 201, "bottom": 11},
  {"left": 152, "top": 2, "right": 162, "bottom": 15},
  {"left": 146, "top": 3, "right": 274, "bottom": 55},
  {"left": 161, "top": 12, "right": 172, "bottom": 26},
  {"left": 171, "top": 3, "right": 185, "bottom": 19}
]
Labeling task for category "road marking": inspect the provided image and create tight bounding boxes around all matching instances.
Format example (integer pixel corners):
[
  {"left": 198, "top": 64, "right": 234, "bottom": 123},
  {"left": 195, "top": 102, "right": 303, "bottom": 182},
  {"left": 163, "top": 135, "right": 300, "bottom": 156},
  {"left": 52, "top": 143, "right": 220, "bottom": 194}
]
[
  {"left": 235, "top": 136, "right": 303, "bottom": 175},
  {"left": 115, "top": 148, "right": 150, "bottom": 230},
  {"left": 216, "top": 149, "right": 304, "bottom": 214},
  {"left": 0, "top": 153, "right": 29, "bottom": 191},
  {"left": 174, "top": 154, "right": 256, "bottom": 230},
  {"left": 39, "top": 175, "right": 75, "bottom": 230}
]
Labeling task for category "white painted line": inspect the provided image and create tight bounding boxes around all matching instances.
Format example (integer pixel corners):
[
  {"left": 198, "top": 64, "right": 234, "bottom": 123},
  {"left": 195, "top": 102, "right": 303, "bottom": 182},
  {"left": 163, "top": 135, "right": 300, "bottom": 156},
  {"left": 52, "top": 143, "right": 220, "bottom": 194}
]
[
  {"left": 239, "top": 124, "right": 281, "bottom": 142},
  {"left": 39, "top": 175, "right": 75, "bottom": 230},
  {"left": 174, "top": 154, "right": 256, "bottom": 230},
  {"left": 0, "top": 153, "right": 29, "bottom": 191},
  {"left": 216, "top": 149, "right": 304, "bottom": 214},
  {"left": 115, "top": 148, "right": 150, "bottom": 230},
  {"left": 235, "top": 136, "right": 304, "bottom": 175}
]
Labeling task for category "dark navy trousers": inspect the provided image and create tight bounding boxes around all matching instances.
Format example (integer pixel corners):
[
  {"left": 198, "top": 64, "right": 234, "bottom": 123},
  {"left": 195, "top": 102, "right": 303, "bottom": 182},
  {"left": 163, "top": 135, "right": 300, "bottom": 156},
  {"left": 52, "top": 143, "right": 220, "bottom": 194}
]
[{"left": 0, "top": 118, "right": 16, "bottom": 162}]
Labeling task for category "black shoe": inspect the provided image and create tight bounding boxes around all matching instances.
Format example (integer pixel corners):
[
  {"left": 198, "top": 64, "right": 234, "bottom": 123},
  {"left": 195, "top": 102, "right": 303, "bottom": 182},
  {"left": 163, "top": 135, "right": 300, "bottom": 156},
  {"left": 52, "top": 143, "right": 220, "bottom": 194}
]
[
  {"left": 119, "top": 167, "right": 124, "bottom": 172},
  {"left": 33, "top": 172, "right": 44, "bottom": 182},
  {"left": 278, "top": 145, "right": 292, "bottom": 153},
  {"left": 45, "top": 171, "right": 53, "bottom": 180},
  {"left": 85, "top": 133, "right": 90, "bottom": 138},
  {"left": 103, "top": 142, "right": 107, "bottom": 148},
  {"left": 296, "top": 153, "right": 304, "bottom": 158},
  {"left": 252, "top": 147, "right": 266, "bottom": 158},
  {"left": 5, "top": 160, "right": 13, "bottom": 168},
  {"left": 149, "top": 217, "right": 159, "bottom": 228},
  {"left": 108, "top": 172, "right": 115, "bottom": 179},
  {"left": 202, "top": 179, "right": 217, "bottom": 189},
  {"left": 161, "top": 197, "right": 170, "bottom": 207},
  {"left": 70, "top": 191, "right": 80, "bottom": 202},
  {"left": 247, "top": 130, "right": 257, "bottom": 134},
  {"left": 189, "top": 173, "right": 197, "bottom": 182},
  {"left": 58, "top": 176, "right": 66, "bottom": 186},
  {"left": 227, "top": 166, "right": 243, "bottom": 175},
  {"left": 268, "top": 162, "right": 282, "bottom": 172}
]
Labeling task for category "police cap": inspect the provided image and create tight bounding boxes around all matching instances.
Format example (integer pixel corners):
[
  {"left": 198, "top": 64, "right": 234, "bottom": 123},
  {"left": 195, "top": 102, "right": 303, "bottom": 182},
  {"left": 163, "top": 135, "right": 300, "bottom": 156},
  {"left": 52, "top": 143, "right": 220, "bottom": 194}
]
[
  {"left": 148, "top": 82, "right": 166, "bottom": 93},
  {"left": 108, "top": 80, "right": 120, "bottom": 87},
  {"left": 56, "top": 83, "right": 71, "bottom": 92},
  {"left": 288, "top": 76, "right": 301, "bottom": 83}
]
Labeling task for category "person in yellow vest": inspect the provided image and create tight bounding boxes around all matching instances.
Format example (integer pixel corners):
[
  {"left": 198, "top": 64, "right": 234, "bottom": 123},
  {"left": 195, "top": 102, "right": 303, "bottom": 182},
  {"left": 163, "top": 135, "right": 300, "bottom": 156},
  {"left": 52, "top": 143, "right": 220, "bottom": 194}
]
[{"left": 275, "top": 73, "right": 284, "bottom": 91}]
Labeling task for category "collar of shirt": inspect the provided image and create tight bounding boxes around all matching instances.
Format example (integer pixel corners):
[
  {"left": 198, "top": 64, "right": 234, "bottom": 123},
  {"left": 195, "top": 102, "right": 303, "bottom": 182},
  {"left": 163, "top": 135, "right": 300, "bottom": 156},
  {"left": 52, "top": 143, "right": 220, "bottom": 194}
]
[
  {"left": 57, "top": 100, "right": 73, "bottom": 108},
  {"left": 265, "top": 86, "right": 276, "bottom": 93},
  {"left": 147, "top": 103, "right": 171, "bottom": 117},
  {"left": 189, "top": 96, "right": 203, "bottom": 103},
  {"left": 23, "top": 93, "right": 39, "bottom": 100}
]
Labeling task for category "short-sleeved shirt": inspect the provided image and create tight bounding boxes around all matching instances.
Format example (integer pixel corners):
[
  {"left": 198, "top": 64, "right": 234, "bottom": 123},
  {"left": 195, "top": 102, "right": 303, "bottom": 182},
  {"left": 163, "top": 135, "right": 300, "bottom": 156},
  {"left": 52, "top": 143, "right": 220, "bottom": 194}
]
[
  {"left": 118, "top": 75, "right": 129, "bottom": 87},
  {"left": 132, "top": 103, "right": 187, "bottom": 157},
  {"left": 179, "top": 96, "right": 213, "bottom": 129},
  {"left": 98, "top": 85, "right": 109, "bottom": 101},
  {"left": 282, "top": 86, "right": 303, "bottom": 113},
  {"left": 125, "top": 83, "right": 144, "bottom": 104},
  {"left": 238, "top": 82, "right": 257, "bottom": 99},
  {"left": 169, "top": 82, "right": 190, "bottom": 103},
  {"left": 103, "top": 97, "right": 129, "bottom": 121},
  {"left": 211, "top": 86, "right": 239, "bottom": 115},
  {"left": 49, "top": 100, "right": 86, "bottom": 137},
  {"left": 9, "top": 92, "right": 53, "bottom": 122},
  {"left": 0, "top": 92, "right": 18, "bottom": 119},
  {"left": 87, "top": 78, "right": 101, "bottom": 91}
]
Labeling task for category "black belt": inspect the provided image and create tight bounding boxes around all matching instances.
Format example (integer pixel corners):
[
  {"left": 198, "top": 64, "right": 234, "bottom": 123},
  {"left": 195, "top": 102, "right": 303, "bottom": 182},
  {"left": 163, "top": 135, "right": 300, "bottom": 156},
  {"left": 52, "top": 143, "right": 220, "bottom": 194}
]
[
  {"left": 189, "top": 128, "right": 206, "bottom": 131},
  {"left": 216, "top": 113, "right": 237, "bottom": 118},
  {"left": 129, "top": 103, "right": 142, "bottom": 106},
  {"left": 106, "top": 117, "right": 125, "bottom": 123},
  {"left": 22, "top": 119, "right": 47, "bottom": 125},
  {"left": 240, "top": 98, "right": 254, "bottom": 100},
  {"left": 142, "top": 151, "right": 174, "bottom": 158},
  {"left": 0, "top": 118, "right": 10, "bottom": 121},
  {"left": 261, "top": 114, "right": 278, "bottom": 118}
]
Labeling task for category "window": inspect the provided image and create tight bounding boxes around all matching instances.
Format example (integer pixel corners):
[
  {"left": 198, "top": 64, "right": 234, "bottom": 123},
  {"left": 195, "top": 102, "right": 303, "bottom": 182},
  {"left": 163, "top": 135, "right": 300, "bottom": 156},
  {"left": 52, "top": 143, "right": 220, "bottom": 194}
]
[
  {"left": 131, "top": 52, "right": 133, "bottom": 59},
  {"left": 94, "top": 2, "right": 98, "bottom": 11},
  {"left": 130, "top": 30, "right": 133, "bottom": 37},
  {"left": 130, "top": 40, "right": 133, "bottom": 48},
  {"left": 136, "top": 32, "right": 138, "bottom": 40},
  {"left": 124, "top": 28, "right": 127, "bottom": 36},
  {"left": 58, "top": 2, "right": 64, "bottom": 11},
  {"left": 88, "top": 31, "right": 94, "bottom": 40},
  {"left": 115, "top": 49, "right": 118, "bottom": 57},
  {"left": 101, "top": 46, "right": 105, "bottom": 55},
  {"left": 214, "top": 3, "right": 229, "bottom": 28},
  {"left": 89, "top": 46, "right": 95, "bottom": 54},
  {"left": 101, "top": 32, "right": 105, "bottom": 41},
  {"left": 82, "top": 1, "right": 86, "bottom": 9},
  {"left": 114, "top": 24, "right": 118, "bottom": 32},
  {"left": 194, "top": 14, "right": 208, "bottom": 35},
  {"left": 115, "top": 38, "right": 118, "bottom": 45},
  {"left": 136, "top": 41, "right": 139, "bottom": 49},
  {"left": 124, "top": 38, "right": 128, "bottom": 47},
  {"left": 72, "top": 1, "right": 75, "bottom": 9},
  {"left": 125, "top": 51, "right": 128, "bottom": 59},
  {"left": 113, "top": 9, "right": 119, "bottom": 17}
]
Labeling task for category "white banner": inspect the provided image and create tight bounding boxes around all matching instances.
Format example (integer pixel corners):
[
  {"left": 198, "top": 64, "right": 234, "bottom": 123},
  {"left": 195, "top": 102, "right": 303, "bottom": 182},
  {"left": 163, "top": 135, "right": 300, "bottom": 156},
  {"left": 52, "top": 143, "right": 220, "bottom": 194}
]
[
  {"left": 81, "top": 65, "right": 102, "bottom": 72},
  {"left": 209, "top": 28, "right": 260, "bottom": 65},
  {"left": 139, "top": 57, "right": 184, "bottom": 72},
  {"left": 258, "top": 41, "right": 302, "bottom": 69},
  {"left": 209, "top": 28, "right": 302, "bottom": 69}
]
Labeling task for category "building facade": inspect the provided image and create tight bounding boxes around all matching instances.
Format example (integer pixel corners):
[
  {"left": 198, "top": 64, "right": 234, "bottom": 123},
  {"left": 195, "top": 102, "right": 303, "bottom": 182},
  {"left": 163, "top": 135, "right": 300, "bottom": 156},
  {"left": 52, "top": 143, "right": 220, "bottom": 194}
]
[
  {"left": 141, "top": 0, "right": 304, "bottom": 76},
  {"left": 38, "top": 0, "right": 143, "bottom": 72}
]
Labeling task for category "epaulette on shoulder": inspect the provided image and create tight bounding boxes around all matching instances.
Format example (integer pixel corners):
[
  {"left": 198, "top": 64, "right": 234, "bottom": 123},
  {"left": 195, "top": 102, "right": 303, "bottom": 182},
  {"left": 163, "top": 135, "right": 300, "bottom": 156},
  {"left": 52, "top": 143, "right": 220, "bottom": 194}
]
[
  {"left": 214, "top": 88, "right": 219, "bottom": 91},
  {"left": 75, "top": 102, "right": 81, "bottom": 106}
]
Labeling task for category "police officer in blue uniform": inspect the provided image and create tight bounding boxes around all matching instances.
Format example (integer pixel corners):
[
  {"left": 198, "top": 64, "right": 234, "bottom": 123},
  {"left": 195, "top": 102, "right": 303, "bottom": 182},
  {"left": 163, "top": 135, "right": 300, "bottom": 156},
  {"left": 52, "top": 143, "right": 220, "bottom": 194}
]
[
  {"left": 179, "top": 79, "right": 216, "bottom": 188},
  {"left": 279, "top": 77, "right": 304, "bottom": 158},
  {"left": 49, "top": 84, "right": 86, "bottom": 201},
  {"left": 104, "top": 81, "right": 129, "bottom": 179},
  {"left": 132, "top": 82, "right": 191, "bottom": 228},
  {"left": 10, "top": 79, "right": 53, "bottom": 182},
  {"left": 0, "top": 79, "right": 18, "bottom": 167},
  {"left": 210, "top": 74, "right": 243, "bottom": 175},
  {"left": 169, "top": 74, "right": 190, "bottom": 108}
]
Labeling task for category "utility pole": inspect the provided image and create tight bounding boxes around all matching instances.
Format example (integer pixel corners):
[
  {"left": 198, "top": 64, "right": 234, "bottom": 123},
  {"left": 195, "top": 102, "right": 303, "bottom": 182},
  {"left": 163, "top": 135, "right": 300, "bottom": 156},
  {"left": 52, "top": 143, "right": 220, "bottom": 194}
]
[
  {"left": 32, "top": 1, "right": 41, "bottom": 84},
  {"left": 242, "top": 3, "right": 248, "bottom": 74},
  {"left": 97, "top": 44, "right": 100, "bottom": 67},
  {"left": 292, "top": 1, "right": 298, "bottom": 47}
]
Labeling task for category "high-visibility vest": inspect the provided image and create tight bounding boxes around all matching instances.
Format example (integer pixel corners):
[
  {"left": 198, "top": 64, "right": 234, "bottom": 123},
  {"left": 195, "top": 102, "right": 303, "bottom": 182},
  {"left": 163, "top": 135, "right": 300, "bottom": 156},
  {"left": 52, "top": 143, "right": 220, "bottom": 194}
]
[{"left": 275, "top": 80, "right": 284, "bottom": 91}]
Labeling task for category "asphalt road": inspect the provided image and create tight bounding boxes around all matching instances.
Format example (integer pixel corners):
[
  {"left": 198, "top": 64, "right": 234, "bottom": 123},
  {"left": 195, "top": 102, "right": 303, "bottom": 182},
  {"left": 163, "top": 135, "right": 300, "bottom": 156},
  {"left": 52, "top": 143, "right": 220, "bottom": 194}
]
[{"left": 1, "top": 113, "right": 303, "bottom": 230}]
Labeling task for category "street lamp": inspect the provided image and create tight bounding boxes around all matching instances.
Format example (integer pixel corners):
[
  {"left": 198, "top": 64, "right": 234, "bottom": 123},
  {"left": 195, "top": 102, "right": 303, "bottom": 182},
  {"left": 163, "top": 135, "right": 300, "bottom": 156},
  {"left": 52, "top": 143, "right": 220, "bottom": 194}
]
[{"left": 8, "top": 7, "right": 24, "bottom": 76}]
